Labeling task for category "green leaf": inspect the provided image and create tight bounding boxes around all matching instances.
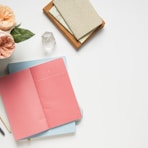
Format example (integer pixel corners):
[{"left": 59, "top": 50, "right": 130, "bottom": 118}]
[{"left": 10, "top": 25, "right": 35, "bottom": 43}]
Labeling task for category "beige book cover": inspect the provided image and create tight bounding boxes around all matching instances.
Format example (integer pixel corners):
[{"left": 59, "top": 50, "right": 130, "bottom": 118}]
[
  {"left": 49, "top": 6, "right": 93, "bottom": 44},
  {"left": 53, "top": 0, "right": 102, "bottom": 40}
]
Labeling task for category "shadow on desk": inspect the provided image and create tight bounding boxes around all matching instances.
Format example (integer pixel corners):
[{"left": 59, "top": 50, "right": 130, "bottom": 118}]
[
  {"left": 16, "top": 132, "right": 75, "bottom": 146},
  {"left": 0, "top": 57, "right": 12, "bottom": 76}
]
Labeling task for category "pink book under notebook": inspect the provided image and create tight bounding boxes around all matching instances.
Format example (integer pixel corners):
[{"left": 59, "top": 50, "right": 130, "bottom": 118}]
[{"left": 0, "top": 58, "right": 82, "bottom": 140}]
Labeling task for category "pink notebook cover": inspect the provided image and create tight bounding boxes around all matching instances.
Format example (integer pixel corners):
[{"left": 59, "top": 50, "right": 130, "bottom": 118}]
[{"left": 0, "top": 58, "right": 82, "bottom": 140}]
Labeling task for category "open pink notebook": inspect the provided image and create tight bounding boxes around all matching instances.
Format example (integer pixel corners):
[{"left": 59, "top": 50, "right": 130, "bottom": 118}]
[{"left": 0, "top": 58, "right": 82, "bottom": 140}]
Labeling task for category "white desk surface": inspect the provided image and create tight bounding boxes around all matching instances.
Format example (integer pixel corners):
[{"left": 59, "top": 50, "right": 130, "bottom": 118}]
[{"left": 0, "top": 0, "right": 148, "bottom": 147}]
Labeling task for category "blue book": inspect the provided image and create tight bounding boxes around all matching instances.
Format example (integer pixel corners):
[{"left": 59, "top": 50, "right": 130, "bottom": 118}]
[{"left": 8, "top": 57, "right": 76, "bottom": 139}]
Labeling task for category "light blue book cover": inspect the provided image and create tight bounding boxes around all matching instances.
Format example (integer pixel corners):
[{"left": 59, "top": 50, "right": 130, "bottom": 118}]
[{"left": 8, "top": 56, "right": 76, "bottom": 139}]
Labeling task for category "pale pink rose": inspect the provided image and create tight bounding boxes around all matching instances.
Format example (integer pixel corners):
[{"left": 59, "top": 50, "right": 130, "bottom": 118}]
[{"left": 0, "top": 30, "right": 15, "bottom": 59}]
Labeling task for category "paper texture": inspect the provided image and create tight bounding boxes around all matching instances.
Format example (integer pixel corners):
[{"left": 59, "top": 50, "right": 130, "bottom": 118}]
[
  {"left": 53, "top": 0, "right": 102, "bottom": 39},
  {"left": 0, "top": 58, "right": 82, "bottom": 140},
  {"left": 8, "top": 57, "right": 76, "bottom": 139}
]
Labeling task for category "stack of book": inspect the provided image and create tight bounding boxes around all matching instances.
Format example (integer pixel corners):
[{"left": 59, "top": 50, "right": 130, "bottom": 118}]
[
  {"left": 43, "top": 0, "right": 105, "bottom": 49},
  {"left": 0, "top": 57, "right": 82, "bottom": 140}
]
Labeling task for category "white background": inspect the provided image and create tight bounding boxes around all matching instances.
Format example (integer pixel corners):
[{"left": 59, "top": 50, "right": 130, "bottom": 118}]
[{"left": 0, "top": 0, "right": 148, "bottom": 148}]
